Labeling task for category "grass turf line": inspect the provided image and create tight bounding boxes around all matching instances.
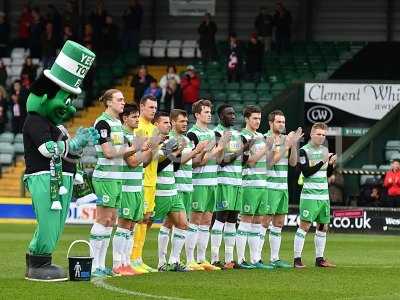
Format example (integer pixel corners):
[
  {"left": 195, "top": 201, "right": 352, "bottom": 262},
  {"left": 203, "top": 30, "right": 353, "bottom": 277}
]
[{"left": 0, "top": 224, "right": 399, "bottom": 300}]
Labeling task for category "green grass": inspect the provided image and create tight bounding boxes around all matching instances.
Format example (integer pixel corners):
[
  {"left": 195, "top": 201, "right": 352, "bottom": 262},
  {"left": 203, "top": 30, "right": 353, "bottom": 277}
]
[{"left": 1, "top": 224, "right": 400, "bottom": 299}]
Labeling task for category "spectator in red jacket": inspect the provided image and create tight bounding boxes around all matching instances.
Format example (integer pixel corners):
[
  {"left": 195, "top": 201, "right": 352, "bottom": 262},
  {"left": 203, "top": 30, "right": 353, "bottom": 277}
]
[
  {"left": 383, "top": 159, "right": 400, "bottom": 207},
  {"left": 181, "top": 65, "right": 200, "bottom": 114}
]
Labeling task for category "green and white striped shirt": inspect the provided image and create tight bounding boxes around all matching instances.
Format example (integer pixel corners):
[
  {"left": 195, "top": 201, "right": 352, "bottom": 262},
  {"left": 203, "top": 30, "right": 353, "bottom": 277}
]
[
  {"left": 241, "top": 128, "right": 267, "bottom": 188},
  {"left": 214, "top": 124, "right": 242, "bottom": 186},
  {"left": 121, "top": 126, "right": 143, "bottom": 193},
  {"left": 156, "top": 145, "right": 177, "bottom": 197},
  {"left": 265, "top": 130, "right": 289, "bottom": 191},
  {"left": 187, "top": 124, "right": 218, "bottom": 186},
  {"left": 300, "top": 143, "right": 329, "bottom": 201},
  {"left": 169, "top": 131, "right": 194, "bottom": 192},
  {"left": 92, "top": 112, "right": 125, "bottom": 180}
]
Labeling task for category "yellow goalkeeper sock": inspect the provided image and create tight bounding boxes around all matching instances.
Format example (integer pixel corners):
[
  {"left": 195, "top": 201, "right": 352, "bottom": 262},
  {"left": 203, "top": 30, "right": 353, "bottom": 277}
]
[{"left": 131, "top": 223, "right": 148, "bottom": 261}]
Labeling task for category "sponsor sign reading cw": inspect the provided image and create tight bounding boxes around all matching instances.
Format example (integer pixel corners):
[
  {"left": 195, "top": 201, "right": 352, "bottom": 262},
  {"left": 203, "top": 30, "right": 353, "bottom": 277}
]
[{"left": 305, "top": 83, "right": 400, "bottom": 120}]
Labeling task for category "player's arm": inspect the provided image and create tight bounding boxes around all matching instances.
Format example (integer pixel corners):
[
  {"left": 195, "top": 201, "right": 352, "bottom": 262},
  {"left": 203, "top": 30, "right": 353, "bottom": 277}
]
[
  {"left": 215, "top": 131, "right": 236, "bottom": 166},
  {"left": 180, "top": 140, "right": 207, "bottom": 164},
  {"left": 187, "top": 132, "right": 208, "bottom": 167},
  {"left": 244, "top": 136, "right": 268, "bottom": 167},
  {"left": 96, "top": 121, "right": 136, "bottom": 159},
  {"left": 298, "top": 149, "right": 326, "bottom": 177}
]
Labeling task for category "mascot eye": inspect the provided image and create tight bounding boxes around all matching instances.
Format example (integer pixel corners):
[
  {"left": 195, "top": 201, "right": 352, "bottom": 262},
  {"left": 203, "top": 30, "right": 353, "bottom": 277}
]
[{"left": 65, "top": 98, "right": 71, "bottom": 106}]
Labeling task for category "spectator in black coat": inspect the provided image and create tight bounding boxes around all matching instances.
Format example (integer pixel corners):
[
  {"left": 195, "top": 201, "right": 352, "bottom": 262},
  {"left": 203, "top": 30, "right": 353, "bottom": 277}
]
[
  {"left": 29, "top": 8, "right": 43, "bottom": 59},
  {"left": 101, "top": 15, "right": 119, "bottom": 58},
  {"left": 198, "top": 13, "right": 217, "bottom": 65},
  {"left": 41, "top": 22, "right": 59, "bottom": 69},
  {"left": 0, "top": 60, "right": 7, "bottom": 87},
  {"left": 274, "top": 2, "right": 292, "bottom": 53},
  {"left": 254, "top": 6, "right": 273, "bottom": 52},
  {"left": 20, "top": 57, "right": 38, "bottom": 86},
  {"left": 226, "top": 33, "right": 243, "bottom": 83},
  {"left": 131, "top": 66, "right": 156, "bottom": 103},
  {"left": 122, "top": 0, "right": 143, "bottom": 51},
  {"left": 0, "top": 12, "right": 10, "bottom": 57},
  {"left": 246, "top": 33, "right": 264, "bottom": 82}
]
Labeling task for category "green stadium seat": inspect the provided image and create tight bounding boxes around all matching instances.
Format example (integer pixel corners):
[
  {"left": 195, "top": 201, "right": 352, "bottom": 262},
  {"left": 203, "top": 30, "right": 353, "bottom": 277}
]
[
  {"left": 256, "top": 82, "right": 270, "bottom": 92},
  {"left": 213, "top": 91, "right": 227, "bottom": 102},
  {"left": 242, "top": 92, "right": 258, "bottom": 103},
  {"left": 241, "top": 82, "right": 256, "bottom": 91},
  {"left": 225, "top": 82, "right": 240, "bottom": 92},
  {"left": 227, "top": 92, "right": 241, "bottom": 102}
]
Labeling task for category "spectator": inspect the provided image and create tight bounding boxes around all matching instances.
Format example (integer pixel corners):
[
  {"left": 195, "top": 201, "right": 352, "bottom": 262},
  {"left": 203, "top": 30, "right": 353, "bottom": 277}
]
[
  {"left": 0, "top": 86, "right": 7, "bottom": 134},
  {"left": 63, "top": 1, "right": 81, "bottom": 36},
  {"left": 245, "top": 33, "right": 264, "bottom": 82},
  {"left": 62, "top": 24, "right": 76, "bottom": 44},
  {"left": 144, "top": 79, "right": 162, "bottom": 101},
  {"left": 0, "top": 12, "right": 10, "bottom": 57},
  {"left": 274, "top": 2, "right": 292, "bottom": 53},
  {"left": 254, "top": 6, "right": 273, "bottom": 52},
  {"left": 359, "top": 181, "right": 382, "bottom": 207},
  {"left": 181, "top": 65, "right": 200, "bottom": 114},
  {"left": 159, "top": 65, "right": 181, "bottom": 102},
  {"left": 122, "top": 0, "right": 143, "bottom": 51},
  {"left": 130, "top": 65, "right": 155, "bottom": 103},
  {"left": 82, "top": 23, "right": 96, "bottom": 50},
  {"left": 328, "top": 170, "right": 344, "bottom": 205},
  {"left": 45, "top": 4, "right": 62, "bottom": 43},
  {"left": 383, "top": 159, "right": 400, "bottom": 207},
  {"left": 20, "top": 57, "right": 38, "bottom": 86},
  {"left": 90, "top": 0, "right": 107, "bottom": 44},
  {"left": 9, "top": 80, "right": 28, "bottom": 134},
  {"left": 18, "top": 4, "right": 33, "bottom": 48},
  {"left": 0, "top": 60, "right": 7, "bottom": 87},
  {"left": 29, "top": 7, "right": 43, "bottom": 59},
  {"left": 226, "top": 33, "right": 243, "bottom": 83},
  {"left": 163, "top": 79, "right": 182, "bottom": 111},
  {"left": 41, "top": 22, "right": 58, "bottom": 69},
  {"left": 83, "top": 42, "right": 95, "bottom": 107},
  {"left": 198, "top": 13, "right": 217, "bottom": 65},
  {"left": 101, "top": 15, "right": 119, "bottom": 58}
]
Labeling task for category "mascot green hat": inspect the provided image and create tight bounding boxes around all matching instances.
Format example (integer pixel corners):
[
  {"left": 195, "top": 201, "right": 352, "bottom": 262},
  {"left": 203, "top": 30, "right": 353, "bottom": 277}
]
[{"left": 44, "top": 40, "right": 96, "bottom": 95}]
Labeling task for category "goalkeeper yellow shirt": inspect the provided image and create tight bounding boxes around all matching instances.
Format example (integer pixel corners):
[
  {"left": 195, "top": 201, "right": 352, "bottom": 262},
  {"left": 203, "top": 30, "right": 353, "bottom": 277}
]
[{"left": 135, "top": 116, "right": 158, "bottom": 187}]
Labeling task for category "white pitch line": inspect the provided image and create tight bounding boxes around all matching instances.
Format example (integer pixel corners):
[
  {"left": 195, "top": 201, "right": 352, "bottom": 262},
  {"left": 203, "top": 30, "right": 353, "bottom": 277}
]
[
  {"left": 92, "top": 277, "right": 193, "bottom": 300},
  {"left": 341, "top": 265, "right": 398, "bottom": 269}
]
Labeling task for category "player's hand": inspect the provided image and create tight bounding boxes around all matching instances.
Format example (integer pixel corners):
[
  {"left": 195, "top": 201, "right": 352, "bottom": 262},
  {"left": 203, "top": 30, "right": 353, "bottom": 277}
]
[
  {"left": 194, "top": 140, "right": 208, "bottom": 154},
  {"left": 220, "top": 131, "right": 232, "bottom": 145},
  {"left": 329, "top": 154, "right": 337, "bottom": 165}
]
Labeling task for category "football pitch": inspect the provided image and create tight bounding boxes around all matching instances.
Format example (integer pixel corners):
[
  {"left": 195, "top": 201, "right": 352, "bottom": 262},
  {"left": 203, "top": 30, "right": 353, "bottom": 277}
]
[{"left": 1, "top": 224, "right": 399, "bottom": 300}]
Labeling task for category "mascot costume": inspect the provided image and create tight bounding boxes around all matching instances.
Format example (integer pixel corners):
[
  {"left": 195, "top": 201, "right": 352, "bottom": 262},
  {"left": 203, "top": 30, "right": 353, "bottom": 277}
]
[{"left": 23, "top": 41, "right": 99, "bottom": 281}]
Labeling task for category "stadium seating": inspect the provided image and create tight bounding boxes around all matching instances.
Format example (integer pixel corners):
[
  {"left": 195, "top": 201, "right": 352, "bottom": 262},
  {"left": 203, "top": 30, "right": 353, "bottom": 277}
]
[{"left": 360, "top": 164, "right": 379, "bottom": 185}]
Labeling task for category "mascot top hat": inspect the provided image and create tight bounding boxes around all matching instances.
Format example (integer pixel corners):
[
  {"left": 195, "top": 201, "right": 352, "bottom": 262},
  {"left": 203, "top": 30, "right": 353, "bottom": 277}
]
[{"left": 44, "top": 40, "right": 95, "bottom": 95}]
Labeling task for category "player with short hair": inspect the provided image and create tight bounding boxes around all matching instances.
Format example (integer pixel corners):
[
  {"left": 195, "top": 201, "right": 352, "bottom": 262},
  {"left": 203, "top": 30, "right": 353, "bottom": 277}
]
[
  {"left": 262, "top": 110, "right": 302, "bottom": 269},
  {"left": 169, "top": 109, "right": 209, "bottom": 269},
  {"left": 89, "top": 89, "right": 136, "bottom": 278},
  {"left": 210, "top": 104, "right": 247, "bottom": 269},
  {"left": 111, "top": 103, "right": 153, "bottom": 276},
  {"left": 152, "top": 112, "right": 189, "bottom": 272},
  {"left": 185, "top": 99, "right": 224, "bottom": 271},
  {"left": 130, "top": 95, "right": 159, "bottom": 273},
  {"left": 293, "top": 122, "right": 336, "bottom": 268},
  {"left": 236, "top": 105, "right": 273, "bottom": 269}
]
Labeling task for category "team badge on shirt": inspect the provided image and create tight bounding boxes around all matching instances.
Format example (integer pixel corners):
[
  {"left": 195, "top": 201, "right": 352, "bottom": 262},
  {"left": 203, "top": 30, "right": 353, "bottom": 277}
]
[{"left": 100, "top": 129, "right": 108, "bottom": 139}]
